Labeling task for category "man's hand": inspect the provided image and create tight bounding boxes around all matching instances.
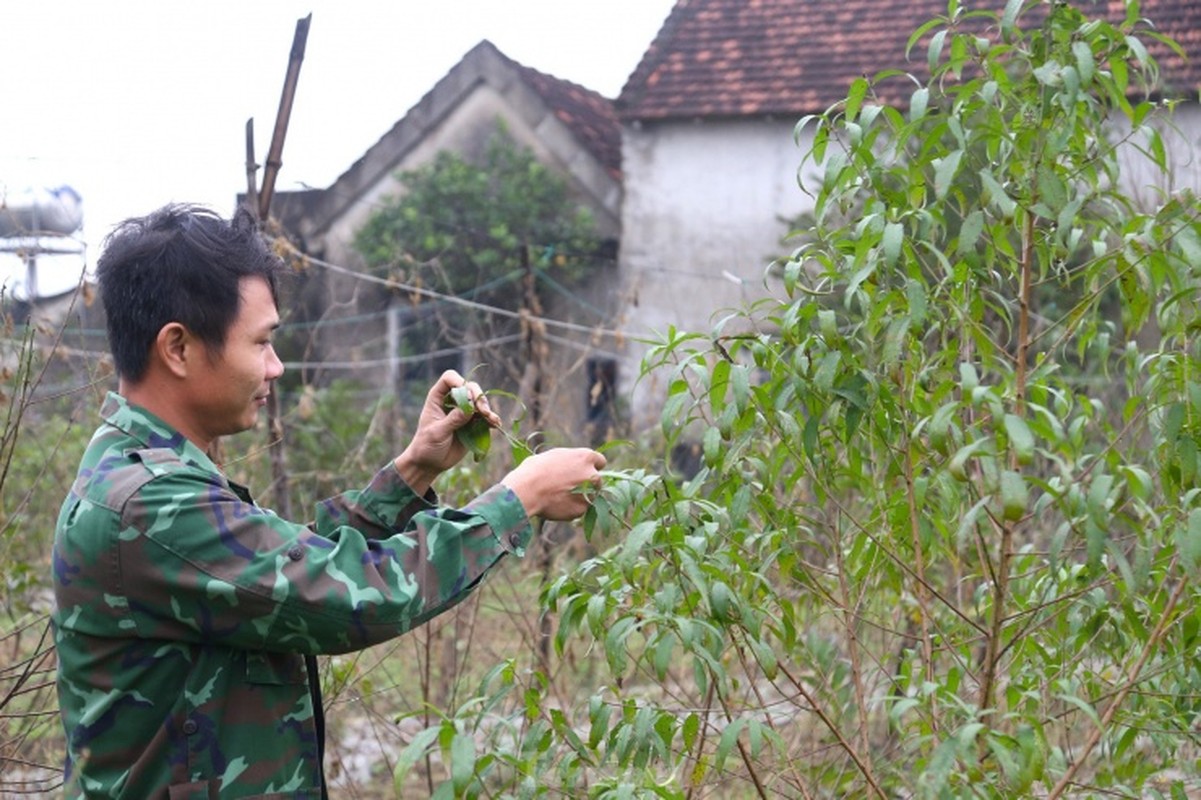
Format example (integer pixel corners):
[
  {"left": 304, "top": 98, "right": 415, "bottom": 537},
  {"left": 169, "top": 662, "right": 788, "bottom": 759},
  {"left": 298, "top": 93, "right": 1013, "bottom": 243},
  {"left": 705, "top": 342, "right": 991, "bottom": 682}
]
[
  {"left": 502, "top": 448, "right": 607, "bottom": 521},
  {"left": 393, "top": 370, "right": 498, "bottom": 494}
]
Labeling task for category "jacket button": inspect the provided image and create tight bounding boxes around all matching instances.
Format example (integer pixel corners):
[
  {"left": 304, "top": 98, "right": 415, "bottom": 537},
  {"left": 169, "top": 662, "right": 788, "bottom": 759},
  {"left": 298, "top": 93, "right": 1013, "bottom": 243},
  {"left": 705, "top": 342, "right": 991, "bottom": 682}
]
[
  {"left": 182, "top": 719, "right": 199, "bottom": 736},
  {"left": 508, "top": 533, "right": 523, "bottom": 549},
  {"left": 287, "top": 544, "right": 305, "bottom": 561}
]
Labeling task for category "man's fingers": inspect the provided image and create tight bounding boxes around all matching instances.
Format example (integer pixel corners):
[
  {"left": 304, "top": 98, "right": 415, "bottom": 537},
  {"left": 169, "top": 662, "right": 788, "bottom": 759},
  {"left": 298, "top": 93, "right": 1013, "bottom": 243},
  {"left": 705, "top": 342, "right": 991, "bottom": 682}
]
[
  {"left": 463, "top": 381, "right": 502, "bottom": 427},
  {"left": 432, "top": 373, "right": 502, "bottom": 430}
]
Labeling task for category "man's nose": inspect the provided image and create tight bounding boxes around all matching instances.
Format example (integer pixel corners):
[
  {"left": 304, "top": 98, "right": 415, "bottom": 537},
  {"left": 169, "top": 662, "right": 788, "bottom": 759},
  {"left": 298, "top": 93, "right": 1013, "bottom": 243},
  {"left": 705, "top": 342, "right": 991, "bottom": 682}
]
[{"left": 266, "top": 345, "right": 284, "bottom": 380}]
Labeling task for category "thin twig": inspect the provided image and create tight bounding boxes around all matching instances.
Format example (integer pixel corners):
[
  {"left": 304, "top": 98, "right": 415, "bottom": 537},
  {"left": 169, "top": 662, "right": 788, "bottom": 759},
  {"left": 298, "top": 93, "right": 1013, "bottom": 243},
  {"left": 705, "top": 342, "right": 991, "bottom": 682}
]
[{"left": 1045, "top": 575, "right": 1189, "bottom": 799}]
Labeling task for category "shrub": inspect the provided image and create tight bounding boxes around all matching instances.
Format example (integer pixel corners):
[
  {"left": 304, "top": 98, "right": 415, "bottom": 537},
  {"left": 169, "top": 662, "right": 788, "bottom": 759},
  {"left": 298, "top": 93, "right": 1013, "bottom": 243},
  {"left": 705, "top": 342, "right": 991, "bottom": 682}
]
[{"left": 402, "top": 2, "right": 1201, "bottom": 797}]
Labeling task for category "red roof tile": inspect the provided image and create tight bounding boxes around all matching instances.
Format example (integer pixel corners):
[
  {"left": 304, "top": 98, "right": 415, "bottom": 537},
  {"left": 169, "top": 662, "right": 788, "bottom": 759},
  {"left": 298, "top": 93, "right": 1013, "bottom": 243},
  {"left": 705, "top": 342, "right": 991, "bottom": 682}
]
[
  {"left": 618, "top": 0, "right": 1201, "bottom": 121},
  {"left": 496, "top": 50, "right": 623, "bottom": 181}
]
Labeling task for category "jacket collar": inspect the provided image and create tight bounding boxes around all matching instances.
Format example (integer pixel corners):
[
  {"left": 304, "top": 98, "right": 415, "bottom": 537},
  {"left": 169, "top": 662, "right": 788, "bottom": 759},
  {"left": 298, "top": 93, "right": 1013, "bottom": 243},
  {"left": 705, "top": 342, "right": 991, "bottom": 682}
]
[{"left": 100, "top": 391, "right": 221, "bottom": 475}]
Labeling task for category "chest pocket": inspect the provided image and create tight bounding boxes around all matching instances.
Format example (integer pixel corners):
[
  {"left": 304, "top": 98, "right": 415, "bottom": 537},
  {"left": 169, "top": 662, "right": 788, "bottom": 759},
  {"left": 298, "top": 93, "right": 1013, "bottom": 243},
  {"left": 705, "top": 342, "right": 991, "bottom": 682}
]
[{"left": 245, "top": 650, "right": 308, "bottom": 685}]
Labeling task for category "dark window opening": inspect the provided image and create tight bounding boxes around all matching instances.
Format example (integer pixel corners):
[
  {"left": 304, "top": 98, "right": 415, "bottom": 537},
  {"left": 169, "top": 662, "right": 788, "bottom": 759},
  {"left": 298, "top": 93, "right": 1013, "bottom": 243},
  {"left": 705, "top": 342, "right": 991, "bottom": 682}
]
[{"left": 584, "top": 357, "right": 617, "bottom": 446}]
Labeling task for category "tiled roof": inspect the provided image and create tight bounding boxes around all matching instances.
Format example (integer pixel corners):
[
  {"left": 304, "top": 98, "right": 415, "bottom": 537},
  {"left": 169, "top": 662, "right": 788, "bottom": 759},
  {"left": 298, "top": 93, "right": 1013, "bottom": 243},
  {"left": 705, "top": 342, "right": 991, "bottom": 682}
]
[
  {"left": 618, "top": 0, "right": 1201, "bottom": 121},
  {"left": 271, "top": 41, "right": 621, "bottom": 237},
  {"left": 502, "top": 54, "right": 623, "bottom": 181}
]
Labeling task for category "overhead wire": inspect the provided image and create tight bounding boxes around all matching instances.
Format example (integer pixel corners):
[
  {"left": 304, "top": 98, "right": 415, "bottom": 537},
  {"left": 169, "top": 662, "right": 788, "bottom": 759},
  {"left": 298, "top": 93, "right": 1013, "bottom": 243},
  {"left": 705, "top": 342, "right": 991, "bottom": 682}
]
[
  {"left": 281, "top": 334, "right": 523, "bottom": 371},
  {"left": 16, "top": 236, "right": 637, "bottom": 374},
  {"left": 296, "top": 251, "right": 627, "bottom": 341}
]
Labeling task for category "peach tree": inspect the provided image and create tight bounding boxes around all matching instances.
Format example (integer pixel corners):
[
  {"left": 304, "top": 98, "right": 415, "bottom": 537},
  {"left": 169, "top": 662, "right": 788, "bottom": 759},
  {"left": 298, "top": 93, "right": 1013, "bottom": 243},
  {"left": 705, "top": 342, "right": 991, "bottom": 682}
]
[{"left": 396, "top": 2, "right": 1201, "bottom": 797}]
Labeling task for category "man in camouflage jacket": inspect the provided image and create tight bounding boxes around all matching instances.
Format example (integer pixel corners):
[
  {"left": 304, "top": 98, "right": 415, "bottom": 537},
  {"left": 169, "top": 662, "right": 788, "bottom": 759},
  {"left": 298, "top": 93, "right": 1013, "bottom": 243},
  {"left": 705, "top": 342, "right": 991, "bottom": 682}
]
[{"left": 52, "top": 204, "right": 606, "bottom": 799}]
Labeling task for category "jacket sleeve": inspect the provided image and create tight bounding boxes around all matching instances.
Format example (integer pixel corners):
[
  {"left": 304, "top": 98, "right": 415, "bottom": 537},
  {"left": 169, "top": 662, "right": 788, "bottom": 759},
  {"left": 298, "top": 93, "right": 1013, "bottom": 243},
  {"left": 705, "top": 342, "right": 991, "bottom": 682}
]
[{"left": 116, "top": 461, "right": 533, "bottom": 654}]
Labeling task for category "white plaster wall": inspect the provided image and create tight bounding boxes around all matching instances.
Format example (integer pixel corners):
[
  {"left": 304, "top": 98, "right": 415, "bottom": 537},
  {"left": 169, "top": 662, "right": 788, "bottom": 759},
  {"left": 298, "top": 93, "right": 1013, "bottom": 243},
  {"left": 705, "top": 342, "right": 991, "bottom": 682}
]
[
  {"left": 1115, "top": 103, "right": 1201, "bottom": 205},
  {"left": 617, "top": 117, "right": 819, "bottom": 425}
]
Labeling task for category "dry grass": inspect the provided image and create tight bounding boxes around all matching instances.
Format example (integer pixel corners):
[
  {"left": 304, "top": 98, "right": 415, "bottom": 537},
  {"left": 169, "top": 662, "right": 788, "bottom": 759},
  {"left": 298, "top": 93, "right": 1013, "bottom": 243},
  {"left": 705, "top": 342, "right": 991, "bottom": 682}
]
[{"left": 0, "top": 611, "right": 62, "bottom": 798}]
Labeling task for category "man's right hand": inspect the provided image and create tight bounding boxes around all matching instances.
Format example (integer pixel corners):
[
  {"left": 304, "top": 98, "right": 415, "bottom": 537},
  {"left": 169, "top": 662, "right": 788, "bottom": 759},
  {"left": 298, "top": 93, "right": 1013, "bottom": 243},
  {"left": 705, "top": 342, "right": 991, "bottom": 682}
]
[
  {"left": 394, "top": 370, "right": 497, "bottom": 494},
  {"left": 502, "top": 448, "right": 607, "bottom": 521}
]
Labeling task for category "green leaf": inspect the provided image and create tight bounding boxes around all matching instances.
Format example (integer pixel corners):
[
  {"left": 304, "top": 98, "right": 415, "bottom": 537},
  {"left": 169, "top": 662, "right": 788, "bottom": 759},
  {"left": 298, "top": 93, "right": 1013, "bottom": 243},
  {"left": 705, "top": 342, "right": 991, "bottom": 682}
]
[
  {"left": 709, "top": 358, "right": 731, "bottom": 413},
  {"left": 589, "top": 695, "right": 612, "bottom": 749},
  {"left": 1072, "top": 40, "right": 1096, "bottom": 85},
  {"left": 446, "top": 385, "right": 474, "bottom": 414},
  {"left": 999, "top": 470, "right": 1028, "bottom": 522},
  {"left": 1125, "top": 34, "right": 1150, "bottom": 70},
  {"left": 1061, "top": 65, "right": 1080, "bottom": 106},
  {"left": 714, "top": 718, "right": 748, "bottom": 772},
  {"left": 1178, "top": 509, "right": 1201, "bottom": 574},
  {"left": 604, "top": 617, "right": 636, "bottom": 675},
  {"left": 959, "top": 362, "right": 979, "bottom": 394},
  {"left": 1086, "top": 518, "right": 1106, "bottom": 567},
  {"left": 620, "top": 521, "right": 657, "bottom": 568},
  {"left": 882, "top": 316, "right": 910, "bottom": 365},
  {"left": 948, "top": 439, "right": 989, "bottom": 482},
  {"left": 910, "top": 87, "right": 930, "bottom": 122},
  {"left": 890, "top": 697, "right": 921, "bottom": 727},
  {"left": 443, "top": 385, "right": 494, "bottom": 462},
  {"left": 587, "top": 593, "right": 608, "bottom": 638},
  {"left": 1086, "top": 474, "right": 1114, "bottom": 521},
  {"left": 922, "top": 737, "right": 959, "bottom": 794},
  {"left": 802, "top": 413, "right": 821, "bottom": 461},
  {"left": 393, "top": 726, "right": 442, "bottom": 792},
  {"left": 928, "top": 29, "right": 948, "bottom": 73},
  {"left": 819, "top": 309, "right": 838, "bottom": 340},
  {"left": 957, "top": 722, "right": 986, "bottom": 749},
  {"left": 927, "top": 401, "right": 960, "bottom": 453},
  {"left": 1175, "top": 222, "right": 1201, "bottom": 269},
  {"left": 815, "top": 351, "right": 842, "bottom": 392},
  {"left": 1004, "top": 413, "right": 1035, "bottom": 465},
  {"left": 456, "top": 416, "right": 493, "bottom": 462},
  {"left": 709, "top": 581, "right": 737, "bottom": 623},
  {"left": 703, "top": 425, "right": 722, "bottom": 467},
  {"left": 652, "top": 632, "right": 675, "bottom": 681},
  {"left": 933, "top": 151, "right": 963, "bottom": 200},
  {"left": 451, "top": 731, "right": 476, "bottom": 794},
  {"left": 906, "top": 278, "right": 928, "bottom": 326},
  {"left": 958, "top": 210, "right": 984, "bottom": 256},
  {"left": 1120, "top": 465, "right": 1152, "bottom": 501},
  {"left": 749, "top": 636, "right": 779, "bottom": 680},
  {"left": 979, "top": 169, "right": 1017, "bottom": 218},
  {"left": 1036, "top": 166, "right": 1068, "bottom": 215},
  {"left": 845, "top": 76, "right": 869, "bottom": 122},
  {"left": 883, "top": 221, "right": 904, "bottom": 267},
  {"left": 1056, "top": 693, "right": 1102, "bottom": 728},
  {"left": 906, "top": 17, "right": 948, "bottom": 59},
  {"left": 955, "top": 497, "right": 991, "bottom": 550},
  {"left": 1002, "top": 0, "right": 1022, "bottom": 38},
  {"left": 986, "top": 733, "right": 1025, "bottom": 789},
  {"left": 731, "top": 364, "right": 750, "bottom": 412}
]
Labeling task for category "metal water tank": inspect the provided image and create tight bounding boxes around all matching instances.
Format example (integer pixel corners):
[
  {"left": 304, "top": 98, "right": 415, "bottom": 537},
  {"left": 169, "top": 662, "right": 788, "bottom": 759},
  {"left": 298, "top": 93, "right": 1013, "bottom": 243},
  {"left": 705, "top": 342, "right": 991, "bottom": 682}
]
[{"left": 0, "top": 185, "right": 83, "bottom": 238}]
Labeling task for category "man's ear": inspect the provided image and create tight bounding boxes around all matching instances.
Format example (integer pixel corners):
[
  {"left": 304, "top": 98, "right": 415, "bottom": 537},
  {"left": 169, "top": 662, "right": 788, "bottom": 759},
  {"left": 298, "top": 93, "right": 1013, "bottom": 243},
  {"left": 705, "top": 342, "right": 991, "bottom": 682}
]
[{"left": 155, "top": 322, "right": 193, "bottom": 379}]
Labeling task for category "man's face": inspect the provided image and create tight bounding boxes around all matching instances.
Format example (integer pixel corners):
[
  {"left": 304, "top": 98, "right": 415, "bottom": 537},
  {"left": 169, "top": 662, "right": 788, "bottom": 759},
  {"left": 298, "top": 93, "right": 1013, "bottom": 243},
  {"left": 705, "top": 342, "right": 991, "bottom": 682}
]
[{"left": 191, "top": 276, "right": 284, "bottom": 440}]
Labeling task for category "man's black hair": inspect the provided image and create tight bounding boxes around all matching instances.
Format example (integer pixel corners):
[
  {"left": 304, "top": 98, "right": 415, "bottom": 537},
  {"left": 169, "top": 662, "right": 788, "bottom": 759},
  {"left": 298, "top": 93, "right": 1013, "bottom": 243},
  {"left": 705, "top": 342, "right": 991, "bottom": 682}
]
[{"left": 96, "top": 203, "right": 285, "bottom": 382}]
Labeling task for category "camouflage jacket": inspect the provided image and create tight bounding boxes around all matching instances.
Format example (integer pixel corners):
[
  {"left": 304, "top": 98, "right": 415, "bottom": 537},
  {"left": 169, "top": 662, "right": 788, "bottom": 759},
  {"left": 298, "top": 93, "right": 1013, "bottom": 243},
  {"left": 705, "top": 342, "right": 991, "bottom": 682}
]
[{"left": 52, "top": 393, "right": 532, "bottom": 799}]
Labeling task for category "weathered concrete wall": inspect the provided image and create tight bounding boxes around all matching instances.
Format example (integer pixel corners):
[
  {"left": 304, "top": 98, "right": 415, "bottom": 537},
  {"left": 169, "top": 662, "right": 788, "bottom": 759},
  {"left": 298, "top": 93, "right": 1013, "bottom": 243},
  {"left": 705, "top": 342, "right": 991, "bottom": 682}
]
[{"left": 616, "top": 117, "right": 820, "bottom": 428}]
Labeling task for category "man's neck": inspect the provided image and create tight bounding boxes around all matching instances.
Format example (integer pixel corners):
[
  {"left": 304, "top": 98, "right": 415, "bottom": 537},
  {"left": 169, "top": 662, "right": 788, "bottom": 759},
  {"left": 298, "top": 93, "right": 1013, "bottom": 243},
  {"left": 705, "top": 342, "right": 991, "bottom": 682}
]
[{"left": 119, "top": 377, "right": 215, "bottom": 454}]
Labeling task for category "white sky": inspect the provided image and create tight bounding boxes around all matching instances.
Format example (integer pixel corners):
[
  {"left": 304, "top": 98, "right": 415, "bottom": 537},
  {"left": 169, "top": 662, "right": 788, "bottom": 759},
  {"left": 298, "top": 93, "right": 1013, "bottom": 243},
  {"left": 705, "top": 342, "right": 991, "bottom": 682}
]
[{"left": 0, "top": 0, "right": 677, "bottom": 297}]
